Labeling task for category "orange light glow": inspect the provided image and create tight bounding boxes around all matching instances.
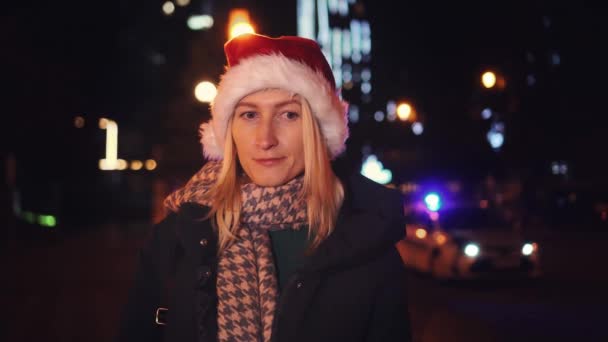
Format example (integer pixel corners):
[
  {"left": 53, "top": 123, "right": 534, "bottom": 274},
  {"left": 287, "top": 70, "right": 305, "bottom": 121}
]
[
  {"left": 117, "top": 159, "right": 128, "bottom": 170},
  {"left": 434, "top": 232, "right": 447, "bottom": 245},
  {"left": 74, "top": 116, "right": 85, "bottom": 128},
  {"left": 480, "top": 199, "right": 489, "bottom": 208},
  {"left": 230, "top": 22, "right": 255, "bottom": 39},
  {"left": 482, "top": 71, "right": 497, "bottom": 89},
  {"left": 228, "top": 9, "right": 255, "bottom": 40},
  {"left": 130, "top": 160, "right": 143, "bottom": 171},
  {"left": 145, "top": 159, "right": 157, "bottom": 170},
  {"left": 415, "top": 228, "right": 427, "bottom": 239},
  {"left": 397, "top": 103, "right": 412, "bottom": 121}
]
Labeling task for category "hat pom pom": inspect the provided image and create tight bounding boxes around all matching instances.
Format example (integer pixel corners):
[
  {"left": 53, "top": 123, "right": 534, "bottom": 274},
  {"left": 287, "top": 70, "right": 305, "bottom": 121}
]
[{"left": 199, "top": 121, "right": 223, "bottom": 160}]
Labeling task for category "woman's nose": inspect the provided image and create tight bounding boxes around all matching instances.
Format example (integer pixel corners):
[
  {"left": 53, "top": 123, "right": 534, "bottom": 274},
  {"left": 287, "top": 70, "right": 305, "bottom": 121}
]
[{"left": 254, "top": 120, "right": 278, "bottom": 150}]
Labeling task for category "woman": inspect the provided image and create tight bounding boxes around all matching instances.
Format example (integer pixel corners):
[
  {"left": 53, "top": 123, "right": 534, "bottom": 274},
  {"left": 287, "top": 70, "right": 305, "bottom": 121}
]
[{"left": 117, "top": 33, "right": 411, "bottom": 342}]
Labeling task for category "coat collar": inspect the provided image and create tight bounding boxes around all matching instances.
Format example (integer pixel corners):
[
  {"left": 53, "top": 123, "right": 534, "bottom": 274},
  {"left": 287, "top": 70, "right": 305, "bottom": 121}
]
[
  {"left": 174, "top": 203, "right": 217, "bottom": 261},
  {"left": 298, "top": 172, "right": 405, "bottom": 273},
  {"left": 172, "top": 171, "right": 404, "bottom": 272}
]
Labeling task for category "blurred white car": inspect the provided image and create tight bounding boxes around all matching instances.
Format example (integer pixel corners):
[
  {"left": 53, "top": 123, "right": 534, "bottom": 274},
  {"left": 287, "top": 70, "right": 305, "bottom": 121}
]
[{"left": 398, "top": 194, "right": 541, "bottom": 280}]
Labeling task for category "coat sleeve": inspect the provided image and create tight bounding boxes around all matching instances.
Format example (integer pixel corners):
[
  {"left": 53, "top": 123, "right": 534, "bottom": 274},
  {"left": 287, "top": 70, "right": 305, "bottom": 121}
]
[
  {"left": 115, "top": 215, "right": 177, "bottom": 342},
  {"left": 365, "top": 246, "right": 413, "bottom": 342}
]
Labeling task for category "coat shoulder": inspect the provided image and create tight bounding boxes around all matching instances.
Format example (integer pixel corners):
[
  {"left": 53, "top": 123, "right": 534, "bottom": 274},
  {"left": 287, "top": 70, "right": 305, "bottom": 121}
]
[{"left": 344, "top": 172, "right": 404, "bottom": 221}]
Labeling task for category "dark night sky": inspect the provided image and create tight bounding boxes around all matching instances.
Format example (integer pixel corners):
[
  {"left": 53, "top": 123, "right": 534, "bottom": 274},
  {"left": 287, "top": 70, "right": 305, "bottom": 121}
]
[
  {"left": 361, "top": 1, "right": 608, "bottom": 181},
  {"left": 4, "top": 1, "right": 608, "bottom": 182}
]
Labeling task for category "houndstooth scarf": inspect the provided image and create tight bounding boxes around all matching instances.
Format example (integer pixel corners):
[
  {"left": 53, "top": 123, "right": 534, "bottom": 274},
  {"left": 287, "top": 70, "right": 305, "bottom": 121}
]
[{"left": 164, "top": 161, "right": 308, "bottom": 342}]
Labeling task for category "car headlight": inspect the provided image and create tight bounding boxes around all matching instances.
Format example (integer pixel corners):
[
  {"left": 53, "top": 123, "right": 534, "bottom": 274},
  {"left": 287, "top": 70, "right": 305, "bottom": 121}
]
[
  {"left": 521, "top": 242, "right": 537, "bottom": 256},
  {"left": 464, "top": 243, "right": 480, "bottom": 257}
]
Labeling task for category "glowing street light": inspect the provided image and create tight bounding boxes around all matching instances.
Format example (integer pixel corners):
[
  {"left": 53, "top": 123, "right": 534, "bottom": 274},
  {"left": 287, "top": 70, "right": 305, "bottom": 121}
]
[
  {"left": 481, "top": 71, "right": 497, "bottom": 89},
  {"left": 145, "top": 159, "right": 157, "bottom": 170},
  {"left": 194, "top": 81, "right": 217, "bottom": 103},
  {"left": 228, "top": 9, "right": 255, "bottom": 40},
  {"left": 230, "top": 22, "right": 255, "bottom": 39},
  {"left": 188, "top": 15, "right": 214, "bottom": 30},
  {"left": 464, "top": 243, "right": 480, "bottom": 257},
  {"left": 162, "top": 1, "right": 175, "bottom": 16},
  {"left": 130, "top": 160, "right": 143, "bottom": 171},
  {"left": 397, "top": 102, "right": 412, "bottom": 121},
  {"left": 415, "top": 228, "right": 427, "bottom": 239}
]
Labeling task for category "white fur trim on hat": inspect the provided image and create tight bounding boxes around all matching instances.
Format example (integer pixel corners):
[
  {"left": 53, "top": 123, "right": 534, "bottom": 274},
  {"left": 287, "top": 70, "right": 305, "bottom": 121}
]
[{"left": 200, "top": 53, "right": 349, "bottom": 160}]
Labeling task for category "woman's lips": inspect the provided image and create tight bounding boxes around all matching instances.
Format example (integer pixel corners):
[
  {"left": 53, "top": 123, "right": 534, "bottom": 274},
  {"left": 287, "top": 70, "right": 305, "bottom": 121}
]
[{"left": 254, "top": 157, "right": 285, "bottom": 166}]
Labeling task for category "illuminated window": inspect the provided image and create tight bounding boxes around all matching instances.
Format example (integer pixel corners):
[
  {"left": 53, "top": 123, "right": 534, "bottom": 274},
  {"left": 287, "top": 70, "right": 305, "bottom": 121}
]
[
  {"left": 361, "top": 21, "right": 371, "bottom": 55},
  {"left": 361, "top": 82, "right": 371, "bottom": 94},
  {"left": 349, "top": 105, "right": 359, "bottom": 123},
  {"left": 374, "top": 111, "right": 384, "bottom": 122},
  {"left": 412, "top": 122, "right": 424, "bottom": 135},
  {"left": 481, "top": 108, "right": 492, "bottom": 120},
  {"left": 297, "top": 0, "right": 315, "bottom": 39}
]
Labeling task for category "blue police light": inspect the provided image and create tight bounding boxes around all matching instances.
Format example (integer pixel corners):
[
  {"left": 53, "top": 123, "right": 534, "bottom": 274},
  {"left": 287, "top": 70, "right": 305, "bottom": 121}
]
[{"left": 424, "top": 193, "right": 442, "bottom": 212}]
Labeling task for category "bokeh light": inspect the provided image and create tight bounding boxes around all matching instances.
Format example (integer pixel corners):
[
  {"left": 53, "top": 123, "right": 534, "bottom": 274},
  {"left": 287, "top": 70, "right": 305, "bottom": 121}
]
[
  {"left": 397, "top": 103, "right": 412, "bottom": 121},
  {"left": 481, "top": 71, "right": 497, "bottom": 89},
  {"left": 194, "top": 81, "right": 217, "bottom": 103},
  {"left": 162, "top": 1, "right": 175, "bottom": 15}
]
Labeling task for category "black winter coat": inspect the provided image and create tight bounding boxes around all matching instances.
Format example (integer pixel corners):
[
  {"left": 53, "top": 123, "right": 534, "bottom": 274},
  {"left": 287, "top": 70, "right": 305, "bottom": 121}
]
[{"left": 116, "top": 172, "right": 412, "bottom": 342}]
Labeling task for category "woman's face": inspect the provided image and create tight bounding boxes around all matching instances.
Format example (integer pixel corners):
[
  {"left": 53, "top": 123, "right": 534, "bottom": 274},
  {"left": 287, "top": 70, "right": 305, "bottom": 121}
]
[{"left": 231, "top": 89, "right": 305, "bottom": 187}]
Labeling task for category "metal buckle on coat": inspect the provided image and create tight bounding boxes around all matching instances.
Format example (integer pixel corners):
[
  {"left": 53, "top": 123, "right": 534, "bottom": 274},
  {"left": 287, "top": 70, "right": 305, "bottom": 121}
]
[{"left": 155, "top": 307, "right": 168, "bottom": 326}]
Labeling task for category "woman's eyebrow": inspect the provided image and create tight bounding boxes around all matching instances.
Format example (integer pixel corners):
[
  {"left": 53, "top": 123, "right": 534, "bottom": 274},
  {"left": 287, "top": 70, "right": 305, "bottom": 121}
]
[
  {"left": 235, "top": 101, "right": 257, "bottom": 109},
  {"left": 235, "top": 99, "right": 300, "bottom": 110},
  {"left": 273, "top": 99, "right": 300, "bottom": 108}
]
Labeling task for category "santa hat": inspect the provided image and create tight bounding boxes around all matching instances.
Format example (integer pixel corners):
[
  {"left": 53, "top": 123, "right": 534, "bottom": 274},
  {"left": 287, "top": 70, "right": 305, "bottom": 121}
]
[{"left": 200, "top": 33, "right": 349, "bottom": 160}]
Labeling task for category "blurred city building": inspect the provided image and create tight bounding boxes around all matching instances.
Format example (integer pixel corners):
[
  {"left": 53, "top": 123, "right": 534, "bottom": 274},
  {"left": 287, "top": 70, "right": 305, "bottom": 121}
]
[{"left": 4, "top": 1, "right": 608, "bottom": 231}]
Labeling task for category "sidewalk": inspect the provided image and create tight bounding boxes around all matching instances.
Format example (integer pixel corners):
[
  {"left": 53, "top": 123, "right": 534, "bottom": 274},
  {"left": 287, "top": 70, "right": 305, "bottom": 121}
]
[{"left": 1, "top": 221, "right": 151, "bottom": 342}]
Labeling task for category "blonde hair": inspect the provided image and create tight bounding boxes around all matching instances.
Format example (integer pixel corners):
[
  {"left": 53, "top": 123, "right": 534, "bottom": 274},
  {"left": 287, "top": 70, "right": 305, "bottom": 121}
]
[{"left": 207, "top": 95, "right": 344, "bottom": 253}]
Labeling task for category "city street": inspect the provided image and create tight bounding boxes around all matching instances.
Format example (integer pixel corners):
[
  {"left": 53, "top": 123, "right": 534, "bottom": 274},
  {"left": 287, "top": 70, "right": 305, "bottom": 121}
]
[
  {"left": 2, "top": 222, "right": 607, "bottom": 342},
  {"left": 5, "top": 1, "right": 608, "bottom": 341}
]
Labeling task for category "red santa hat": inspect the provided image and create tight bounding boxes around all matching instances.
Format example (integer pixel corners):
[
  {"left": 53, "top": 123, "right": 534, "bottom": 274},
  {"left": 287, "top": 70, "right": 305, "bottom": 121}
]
[{"left": 200, "top": 33, "right": 349, "bottom": 160}]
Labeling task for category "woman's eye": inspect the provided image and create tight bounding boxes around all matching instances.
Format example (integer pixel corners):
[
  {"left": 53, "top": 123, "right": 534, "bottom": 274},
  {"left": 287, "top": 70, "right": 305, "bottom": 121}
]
[
  {"left": 240, "top": 111, "right": 257, "bottom": 119},
  {"left": 283, "top": 111, "right": 300, "bottom": 120}
]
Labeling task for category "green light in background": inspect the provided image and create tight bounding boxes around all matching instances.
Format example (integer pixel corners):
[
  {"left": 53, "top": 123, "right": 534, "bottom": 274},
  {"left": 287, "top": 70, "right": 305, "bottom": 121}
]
[
  {"left": 38, "top": 215, "right": 57, "bottom": 227},
  {"left": 23, "top": 211, "right": 35, "bottom": 224}
]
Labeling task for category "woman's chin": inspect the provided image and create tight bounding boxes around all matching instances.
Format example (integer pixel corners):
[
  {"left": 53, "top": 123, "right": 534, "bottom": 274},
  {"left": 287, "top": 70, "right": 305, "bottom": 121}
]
[{"left": 248, "top": 174, "right": 291, "bottom": 187}]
